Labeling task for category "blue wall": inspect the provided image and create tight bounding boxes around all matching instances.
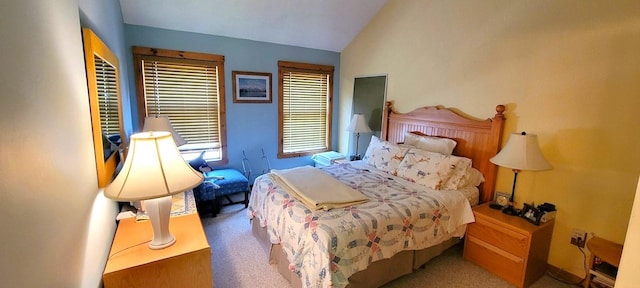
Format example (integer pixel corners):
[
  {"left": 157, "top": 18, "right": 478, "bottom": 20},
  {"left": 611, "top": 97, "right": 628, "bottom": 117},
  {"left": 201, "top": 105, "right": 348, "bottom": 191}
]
[
  {"left": 79, "top": 0, "right": 132, "bottom": 137},
  {"left": 124, "top": 25, "right": 341, "bottom": 179}
]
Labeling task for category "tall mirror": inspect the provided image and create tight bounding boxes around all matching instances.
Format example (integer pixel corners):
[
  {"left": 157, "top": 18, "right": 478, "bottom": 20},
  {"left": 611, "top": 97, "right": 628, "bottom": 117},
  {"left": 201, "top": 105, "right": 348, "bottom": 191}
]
[
  {"left": 350, "top": 75, "right": 387, "bottom": 156},
  {"left": 82, "top": 28, "right": 124, "bottom": 187}
]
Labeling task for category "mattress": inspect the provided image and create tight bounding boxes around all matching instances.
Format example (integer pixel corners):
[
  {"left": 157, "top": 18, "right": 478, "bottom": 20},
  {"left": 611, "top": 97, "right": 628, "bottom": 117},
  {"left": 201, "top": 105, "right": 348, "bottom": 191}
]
[{"left": 247, "top": 161, "right": 476, "bottom": 288}]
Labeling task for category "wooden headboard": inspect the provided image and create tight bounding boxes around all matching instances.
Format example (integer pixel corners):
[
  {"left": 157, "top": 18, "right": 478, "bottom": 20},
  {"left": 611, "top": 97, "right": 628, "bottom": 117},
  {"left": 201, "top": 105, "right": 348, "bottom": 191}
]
[{"left": 381, "top": 101, "right": 506, "bottom": 204}]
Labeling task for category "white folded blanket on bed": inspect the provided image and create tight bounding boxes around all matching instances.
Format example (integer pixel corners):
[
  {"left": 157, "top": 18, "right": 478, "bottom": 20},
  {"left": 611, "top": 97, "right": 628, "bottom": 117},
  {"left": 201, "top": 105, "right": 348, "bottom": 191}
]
[{"left": 269, "top": 165, "right": 369, "bottom": 211}]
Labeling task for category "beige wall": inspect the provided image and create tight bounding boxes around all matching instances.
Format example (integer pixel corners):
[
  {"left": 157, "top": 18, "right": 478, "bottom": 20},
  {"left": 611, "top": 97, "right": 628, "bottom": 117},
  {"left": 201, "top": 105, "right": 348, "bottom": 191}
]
[
  {"left": 340, "top": 0, "right": 640, "bottom": 277},
  {"left": 0, "top": 0, "right": 119, "bottom": 286}
]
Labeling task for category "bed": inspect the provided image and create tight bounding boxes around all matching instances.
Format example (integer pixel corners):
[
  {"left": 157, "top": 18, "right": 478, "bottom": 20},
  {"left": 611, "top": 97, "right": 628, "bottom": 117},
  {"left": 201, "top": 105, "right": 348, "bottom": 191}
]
[{"left": 247, "top": 101, "right": 506, "bottom": 288}]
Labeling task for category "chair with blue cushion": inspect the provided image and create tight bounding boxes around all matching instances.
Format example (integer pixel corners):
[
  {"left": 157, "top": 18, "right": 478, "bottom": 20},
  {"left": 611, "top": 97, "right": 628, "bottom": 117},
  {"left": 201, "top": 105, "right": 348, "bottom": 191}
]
[
  {"left": 192, "top": 180, "right": 217, "bottom": 209},
  {"left": 189, "top": 152, "right": 250, "bottom": 217},
  {"left": 204, "top": 169, "right": 249, "bottom": 209}
]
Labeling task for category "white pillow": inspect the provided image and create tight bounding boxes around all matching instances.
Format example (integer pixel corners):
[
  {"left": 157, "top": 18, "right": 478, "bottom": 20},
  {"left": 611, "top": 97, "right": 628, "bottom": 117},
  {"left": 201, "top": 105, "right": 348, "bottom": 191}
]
[
  {"left": 363, "top": 135, "right": 409, "bottom": 174},
  {"left": 396, "top": 149, "right": 461, "bottom": 190},
  {"left": 404, "top": 132, "right": 457, "bottom": 155}
]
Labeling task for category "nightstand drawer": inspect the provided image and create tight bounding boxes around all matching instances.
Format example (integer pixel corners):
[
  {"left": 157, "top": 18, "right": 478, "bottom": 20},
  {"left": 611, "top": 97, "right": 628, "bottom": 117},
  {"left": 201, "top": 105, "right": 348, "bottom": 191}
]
[
  {"left": 465, "top": 235, "right": 524, "bottom": 285},
  {"left": 468, "top": 216, "right": 528, "bottom": 257}
]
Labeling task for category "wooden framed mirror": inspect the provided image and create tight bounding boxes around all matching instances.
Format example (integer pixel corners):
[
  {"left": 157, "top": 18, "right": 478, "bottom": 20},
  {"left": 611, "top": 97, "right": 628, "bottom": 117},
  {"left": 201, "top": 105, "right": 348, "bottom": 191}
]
[{"left": 82, "top": 28, "right": 124, "bottom": 187}]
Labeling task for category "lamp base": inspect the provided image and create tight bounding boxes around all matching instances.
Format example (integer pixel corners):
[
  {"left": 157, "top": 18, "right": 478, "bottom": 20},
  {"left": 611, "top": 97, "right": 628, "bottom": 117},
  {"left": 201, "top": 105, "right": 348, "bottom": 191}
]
[
  {"left": 145, "top": 196, "right": 176, "bottom": 249},
  {"left": 489, "top": 203, "right": 503, "bottom": 210},
  {"left": 502, "top": 205, "right": 519, "bottom": 216}
]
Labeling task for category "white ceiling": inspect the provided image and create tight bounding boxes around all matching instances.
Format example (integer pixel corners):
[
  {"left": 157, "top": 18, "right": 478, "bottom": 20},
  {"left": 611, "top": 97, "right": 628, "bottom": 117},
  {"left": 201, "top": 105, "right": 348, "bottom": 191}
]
[{"left": 120, "top": 0, "right": 388, "bottom": 52}]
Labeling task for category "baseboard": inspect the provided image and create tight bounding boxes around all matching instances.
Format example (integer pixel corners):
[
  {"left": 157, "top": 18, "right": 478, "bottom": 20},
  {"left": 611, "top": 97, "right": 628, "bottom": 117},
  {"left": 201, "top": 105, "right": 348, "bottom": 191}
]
[{"left": 547, "top": 264, "right": 584, "bottom": 285}]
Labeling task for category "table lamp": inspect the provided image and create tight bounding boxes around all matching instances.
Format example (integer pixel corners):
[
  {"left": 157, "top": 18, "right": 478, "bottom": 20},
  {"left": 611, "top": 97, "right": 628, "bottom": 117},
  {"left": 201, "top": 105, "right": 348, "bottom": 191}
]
[
  {"left": 346, "top": 113, "right": 372, "bottom": 160},
  {"left": 143, "top": 116, "right": 187, "bottom": 146},
  {"left": 490, "top": 132, "right": 552, "bottom": 215},
  {"left": 104, "top": 131, "right": 203, "bottom": 249}
]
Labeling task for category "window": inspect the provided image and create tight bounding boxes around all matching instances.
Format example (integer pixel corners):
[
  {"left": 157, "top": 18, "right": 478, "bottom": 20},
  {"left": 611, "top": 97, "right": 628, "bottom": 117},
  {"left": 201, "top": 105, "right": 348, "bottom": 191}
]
[
  {"left": 278, "top": 61, "right": 334, "bottom": 158},
  {"left": 133, "top": 47, "right": 227, "bottom": 163}
]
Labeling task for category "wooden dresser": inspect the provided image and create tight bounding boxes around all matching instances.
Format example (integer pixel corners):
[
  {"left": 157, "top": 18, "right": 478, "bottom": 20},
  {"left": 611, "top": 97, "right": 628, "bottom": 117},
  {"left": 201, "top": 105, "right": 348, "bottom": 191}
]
[
  {"left": 463, "top": 203, "right": 554, "bottom": 288},
  {"left": 103, "top": 213, "right": 213, "bottom": 288}
]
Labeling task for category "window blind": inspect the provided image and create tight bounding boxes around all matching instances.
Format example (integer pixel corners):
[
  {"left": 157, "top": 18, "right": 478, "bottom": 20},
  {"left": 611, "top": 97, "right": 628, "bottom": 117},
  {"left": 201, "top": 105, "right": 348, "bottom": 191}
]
[
  {"left": 95, "top": 55, "right": 120, "bottom": 138},
  {"left": 279, "top": 61, "right": 334, "bottom": 157},
  {"left": 134, "top": 47, "right": 227, "bottom": 162}
]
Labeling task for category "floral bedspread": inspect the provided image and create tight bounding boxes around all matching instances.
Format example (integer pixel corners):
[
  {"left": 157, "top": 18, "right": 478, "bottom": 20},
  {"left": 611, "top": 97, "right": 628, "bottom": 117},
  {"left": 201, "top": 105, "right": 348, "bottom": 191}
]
[{"left": 247, "top": 162, "right": 474, "bottom": 288}]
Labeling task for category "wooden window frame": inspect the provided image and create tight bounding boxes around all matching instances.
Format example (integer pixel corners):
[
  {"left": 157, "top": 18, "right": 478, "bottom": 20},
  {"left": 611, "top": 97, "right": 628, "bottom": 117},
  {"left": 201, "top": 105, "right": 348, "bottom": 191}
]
[
  {"left": 278, "top": 60, "right": 334, "bottom": 158},
  {"left": 133, "top": 46, "right": 228, "bottom": 164}
]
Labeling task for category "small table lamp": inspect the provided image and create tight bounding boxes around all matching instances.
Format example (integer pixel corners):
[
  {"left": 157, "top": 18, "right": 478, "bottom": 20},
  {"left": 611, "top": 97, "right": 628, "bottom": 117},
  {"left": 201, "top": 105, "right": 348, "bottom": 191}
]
[
  {"left": 104, "top": 131, "right": 203, "bottom": 249},
  {"left": 490, "top": 132, "right": 552, "bottom": 215},
  {"left": 143, "top": 116, "right": 187, "bottom": 147},
  {"left": 346, "top": 113, "right": 372, "bottom": 160}
]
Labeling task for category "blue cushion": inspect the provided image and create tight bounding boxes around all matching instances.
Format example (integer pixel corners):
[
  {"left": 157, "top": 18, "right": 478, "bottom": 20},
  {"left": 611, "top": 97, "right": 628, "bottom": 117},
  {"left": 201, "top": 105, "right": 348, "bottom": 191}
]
[
  {"left": 193, "top": 181, "right": 217, "bottom": 202},
  {"left": 204, "top": 169, "right": 249, "bottom": 197}
]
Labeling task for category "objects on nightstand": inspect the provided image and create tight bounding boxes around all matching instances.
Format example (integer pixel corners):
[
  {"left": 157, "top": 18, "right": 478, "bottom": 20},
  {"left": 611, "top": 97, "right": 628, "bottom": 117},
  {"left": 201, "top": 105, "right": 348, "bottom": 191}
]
[
  {"left": 519, "top": 202, "right": 557, "bottom": 225},
  {"left": 104, "top": 131, "right": 203, "bottom": 250},
  {"left": 312, "top": 151, "right": 346, "bottom": 167},
  {"left": 489, "top": 192, "right": 511, "bottom": 210},
  {"left": 490, "top": 132, "right": 552, "bottom": 216},
  {"left": 116, "top": 209, "right": 136, "bottom": 220},
  {"left": 346, "top": 113, "right": 372, "bottom": 160},
  {"left": 537, "top": 202, "right": 556, "bottom": 224}
]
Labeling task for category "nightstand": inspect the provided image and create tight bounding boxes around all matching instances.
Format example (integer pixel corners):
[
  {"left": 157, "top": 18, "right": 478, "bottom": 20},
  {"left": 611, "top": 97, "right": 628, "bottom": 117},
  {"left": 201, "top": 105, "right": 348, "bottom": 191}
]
[
  {"left": 103, "top": 213, "right": 213, "bottom": 288},
  {"left": 463, "top": 203, "right": 555, "bottom": 288}
]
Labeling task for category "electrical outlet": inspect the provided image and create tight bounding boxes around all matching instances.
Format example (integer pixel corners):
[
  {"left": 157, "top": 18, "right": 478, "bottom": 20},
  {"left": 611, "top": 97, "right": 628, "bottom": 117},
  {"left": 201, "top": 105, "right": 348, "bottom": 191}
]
[{"left": 570, "top": 229, "right": 587, "bottom": 248}]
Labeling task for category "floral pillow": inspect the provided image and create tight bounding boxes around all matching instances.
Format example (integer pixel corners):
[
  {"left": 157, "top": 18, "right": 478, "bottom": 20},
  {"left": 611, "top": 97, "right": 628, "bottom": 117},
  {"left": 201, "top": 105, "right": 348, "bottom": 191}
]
[
  {"left": 396, "top": 149, "right": 461, "bottom": 190},
  {"left": 441, "top": 156, "right": 473, "bottom": 190},
  {"left": 461, "top": 167, "right": 485, "bottom": 188},
  {"left": 363, "top": 135, "right": 410, "bottom": 174}
]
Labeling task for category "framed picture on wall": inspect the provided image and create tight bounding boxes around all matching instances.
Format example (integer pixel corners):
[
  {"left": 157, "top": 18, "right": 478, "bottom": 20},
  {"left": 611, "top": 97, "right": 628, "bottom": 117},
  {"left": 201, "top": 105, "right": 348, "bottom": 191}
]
[{"left": 232, "top": 71, "right": 272, "bottom": 103}]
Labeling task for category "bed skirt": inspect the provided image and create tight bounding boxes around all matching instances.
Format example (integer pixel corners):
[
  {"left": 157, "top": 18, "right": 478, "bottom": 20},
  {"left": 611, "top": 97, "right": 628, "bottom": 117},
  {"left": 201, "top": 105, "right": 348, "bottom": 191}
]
[{"left": 251, "top": 219, "right": 460, "bottom": 288}]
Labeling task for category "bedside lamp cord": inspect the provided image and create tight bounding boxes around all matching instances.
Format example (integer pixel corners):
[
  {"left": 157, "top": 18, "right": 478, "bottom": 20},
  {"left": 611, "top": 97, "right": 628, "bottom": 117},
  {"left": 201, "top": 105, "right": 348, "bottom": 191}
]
[
  {"left": 107, "top": 239, "right": 152, "bottom": 259},
  {"left": 545, "top": 245, "right": 587, "bottom": 286}
]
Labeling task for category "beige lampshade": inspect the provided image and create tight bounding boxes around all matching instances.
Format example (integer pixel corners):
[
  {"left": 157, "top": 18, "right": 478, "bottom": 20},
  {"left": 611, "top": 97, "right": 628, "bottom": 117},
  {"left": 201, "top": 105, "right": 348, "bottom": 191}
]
[
  {"left": 346, "top": 114, "right": 372, "bottom": 134},
  {"left": 490, "top": 132, "right": 552, "bottom": 171},
  {"left": 143, "top": 116, "right": 187, "bottom": 146},
  {"left": 104, "top": 131, "right": 203, "bottom": 201}
]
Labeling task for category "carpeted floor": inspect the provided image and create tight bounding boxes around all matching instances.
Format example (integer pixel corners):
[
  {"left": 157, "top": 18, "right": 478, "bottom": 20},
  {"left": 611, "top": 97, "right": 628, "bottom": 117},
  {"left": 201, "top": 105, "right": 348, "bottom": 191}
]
[{"left": 202, "top": 204, "right": 580, "bottom": 288}]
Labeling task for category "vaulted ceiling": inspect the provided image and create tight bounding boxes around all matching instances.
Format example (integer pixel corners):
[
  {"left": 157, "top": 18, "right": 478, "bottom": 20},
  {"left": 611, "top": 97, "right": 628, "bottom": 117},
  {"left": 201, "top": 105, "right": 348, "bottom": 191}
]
[{"left": 120, "top": 0, "right": 388, "bottom": 52}]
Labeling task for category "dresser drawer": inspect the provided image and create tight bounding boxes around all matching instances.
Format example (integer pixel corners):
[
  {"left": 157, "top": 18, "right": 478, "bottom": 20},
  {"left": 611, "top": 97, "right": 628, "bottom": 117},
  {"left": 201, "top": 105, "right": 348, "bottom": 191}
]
[
  {"left": 465, "top": 235, "right": 524, "bottom": 286},
  {"left": 467, "top": 216, "right": 528, "bottom": 257}
]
